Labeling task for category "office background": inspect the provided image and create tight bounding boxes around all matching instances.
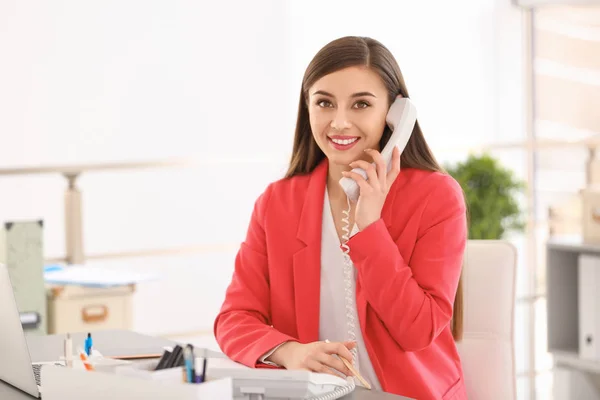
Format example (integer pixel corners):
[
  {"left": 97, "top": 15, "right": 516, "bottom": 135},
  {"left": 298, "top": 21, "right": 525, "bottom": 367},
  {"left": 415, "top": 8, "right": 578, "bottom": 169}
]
[{"left": 0, "top": 0, "right": 598, "bottom": 398}]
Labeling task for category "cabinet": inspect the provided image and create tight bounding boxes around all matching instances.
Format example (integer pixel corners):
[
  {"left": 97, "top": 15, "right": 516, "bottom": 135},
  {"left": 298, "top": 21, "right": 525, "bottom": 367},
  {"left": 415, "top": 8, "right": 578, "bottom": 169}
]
[{"left": 547, "top": 237, "right": 600, "bottom": 398}]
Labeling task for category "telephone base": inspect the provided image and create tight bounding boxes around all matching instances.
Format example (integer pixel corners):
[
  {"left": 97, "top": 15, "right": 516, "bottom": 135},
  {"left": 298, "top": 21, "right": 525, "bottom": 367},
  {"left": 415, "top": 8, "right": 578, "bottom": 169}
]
[{"left": 206, "top": 357, "right": 355, "bottom": 400}]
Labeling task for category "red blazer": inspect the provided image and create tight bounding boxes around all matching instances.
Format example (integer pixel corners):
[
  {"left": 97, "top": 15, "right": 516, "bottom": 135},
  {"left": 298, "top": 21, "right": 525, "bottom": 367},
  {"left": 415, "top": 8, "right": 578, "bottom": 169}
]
[{"left": 214, "top": 160, "right": 468, "bottom": 400}]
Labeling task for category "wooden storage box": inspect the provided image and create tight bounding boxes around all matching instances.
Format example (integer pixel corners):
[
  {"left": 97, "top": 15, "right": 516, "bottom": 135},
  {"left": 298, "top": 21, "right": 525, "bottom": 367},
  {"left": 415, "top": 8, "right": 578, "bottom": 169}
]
[
  {"left": 582, "top": 186, "right": 600, "bottom": 244},
  {"left": 588, "top": 158, "right": 600, "bottom": 186},
  {"left": 46, "top": 284, "right": 134, "bottom": 334}
]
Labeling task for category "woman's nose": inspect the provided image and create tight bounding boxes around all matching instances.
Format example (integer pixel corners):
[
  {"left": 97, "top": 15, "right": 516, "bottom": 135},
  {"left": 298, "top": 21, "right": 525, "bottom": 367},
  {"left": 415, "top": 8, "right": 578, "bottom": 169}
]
[{"left": 330, "top": 110, "right": 352, "bottom": 131}]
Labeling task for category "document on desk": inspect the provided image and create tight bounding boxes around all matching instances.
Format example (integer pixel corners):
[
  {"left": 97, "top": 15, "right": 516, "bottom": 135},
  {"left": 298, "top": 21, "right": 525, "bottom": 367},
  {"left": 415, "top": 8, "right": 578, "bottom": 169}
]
[
  {"left": 40, "top": 364, "right": 233, "bottom": 400},
  {"left": 44, "top": 265, "right": 158, "bottom": 288}
]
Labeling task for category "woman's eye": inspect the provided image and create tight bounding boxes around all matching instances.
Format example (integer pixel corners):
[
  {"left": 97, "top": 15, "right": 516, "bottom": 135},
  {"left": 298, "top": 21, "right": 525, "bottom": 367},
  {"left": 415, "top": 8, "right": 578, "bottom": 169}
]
[
  {"left": 354, "top": 101, "right": 370, "bottom": 109},
  {"left": 317, "top": 100, "right": 332, "bottom": 108}
]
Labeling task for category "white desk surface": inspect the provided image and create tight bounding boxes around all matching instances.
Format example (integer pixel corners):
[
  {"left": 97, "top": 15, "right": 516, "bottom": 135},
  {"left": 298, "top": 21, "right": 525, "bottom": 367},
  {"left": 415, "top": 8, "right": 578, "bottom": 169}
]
[{"left": 0, "top": 329, "right": 410, "bottom": 400}]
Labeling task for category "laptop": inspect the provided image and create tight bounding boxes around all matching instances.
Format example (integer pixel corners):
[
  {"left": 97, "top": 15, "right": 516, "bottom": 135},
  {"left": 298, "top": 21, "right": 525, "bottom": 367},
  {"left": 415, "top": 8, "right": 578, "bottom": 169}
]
[{"left": 0, "top": 263, "right": 62, "bottom": 398}]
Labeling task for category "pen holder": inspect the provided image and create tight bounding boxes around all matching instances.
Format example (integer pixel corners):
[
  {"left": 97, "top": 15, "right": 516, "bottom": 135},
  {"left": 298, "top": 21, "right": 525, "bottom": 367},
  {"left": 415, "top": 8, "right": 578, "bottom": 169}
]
[
  {"left": 58, "top": 356, "right": 89, "bottom": 371},
  {"left": 39, "top": 364, "right": 234, "bottom": 400},
  {"left": 114, "top": 360, "right": 185, "bottom": 382},
  {"left": 114, "top": 358, "right": 209, "bottom": 384},
  {"left": 60, "top": 349, "right": 132, "bottom": 373}
]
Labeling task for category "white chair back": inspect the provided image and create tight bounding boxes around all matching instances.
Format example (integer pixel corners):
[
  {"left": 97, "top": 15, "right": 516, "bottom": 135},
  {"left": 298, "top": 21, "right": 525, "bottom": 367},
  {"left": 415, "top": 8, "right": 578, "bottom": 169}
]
[{"left": 456, "top": 240, "right": 517, "bottom": 400}]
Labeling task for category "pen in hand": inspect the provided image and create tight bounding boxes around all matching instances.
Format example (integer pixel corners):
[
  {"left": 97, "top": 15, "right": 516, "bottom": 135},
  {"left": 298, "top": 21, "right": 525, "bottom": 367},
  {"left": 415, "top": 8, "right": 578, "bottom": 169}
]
[{"left": 325, "top": 340, "right": 371, "bottom": 389}]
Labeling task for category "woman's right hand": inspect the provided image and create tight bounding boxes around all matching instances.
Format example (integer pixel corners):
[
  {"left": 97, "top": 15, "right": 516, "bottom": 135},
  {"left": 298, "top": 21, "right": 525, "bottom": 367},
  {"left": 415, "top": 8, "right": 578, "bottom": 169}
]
[{"left": 267, "top": 340, "right": 356, "bottom": 377}]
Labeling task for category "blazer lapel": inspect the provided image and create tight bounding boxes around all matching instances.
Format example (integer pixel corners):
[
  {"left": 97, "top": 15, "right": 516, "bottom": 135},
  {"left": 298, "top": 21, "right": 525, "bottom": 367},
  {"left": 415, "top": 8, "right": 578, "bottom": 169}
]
[
  {"left": 293, "top": 161, "right": 328, "bottom": 343},
  {"left": 357, "top": 170, "right": 401, "bottom": 338},
  {"left": 381, "top": 172, "right": 400, "bottom": 230}
]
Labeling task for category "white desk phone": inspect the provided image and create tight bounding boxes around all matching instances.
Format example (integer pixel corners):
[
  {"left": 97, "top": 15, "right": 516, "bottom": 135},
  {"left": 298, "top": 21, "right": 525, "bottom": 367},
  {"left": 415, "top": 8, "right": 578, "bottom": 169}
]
[
  {"left": 339, "top": 96, "right": 417, "bottom": 203},
  {"left": 206, "top": 356, "right": 352, "bottom": 400}
]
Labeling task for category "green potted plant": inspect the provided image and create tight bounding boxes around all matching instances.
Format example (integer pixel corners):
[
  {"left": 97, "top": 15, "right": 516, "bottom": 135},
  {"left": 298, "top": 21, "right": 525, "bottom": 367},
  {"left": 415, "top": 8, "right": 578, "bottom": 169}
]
[{"left": 445, "top": 153, "right": 526, "bottom": 240}]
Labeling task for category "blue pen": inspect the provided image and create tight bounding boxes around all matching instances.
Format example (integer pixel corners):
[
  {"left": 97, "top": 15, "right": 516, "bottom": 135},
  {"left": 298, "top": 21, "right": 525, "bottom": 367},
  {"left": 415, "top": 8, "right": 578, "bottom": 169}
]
[
  {"left": 201, "top": 357, "right": 207, "bottom": 383},
  {"left": 184, "top": 346, "right": 193, "bottom": 383},
  {"left": 84, "top": 333, "right": 93, "bottom": 356}
]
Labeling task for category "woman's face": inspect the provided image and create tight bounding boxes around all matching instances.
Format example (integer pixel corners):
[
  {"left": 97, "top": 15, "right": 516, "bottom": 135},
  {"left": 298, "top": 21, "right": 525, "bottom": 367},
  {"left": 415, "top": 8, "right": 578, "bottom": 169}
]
[{"left": 307, "top": 66, "right": 390, "bottom": 168}]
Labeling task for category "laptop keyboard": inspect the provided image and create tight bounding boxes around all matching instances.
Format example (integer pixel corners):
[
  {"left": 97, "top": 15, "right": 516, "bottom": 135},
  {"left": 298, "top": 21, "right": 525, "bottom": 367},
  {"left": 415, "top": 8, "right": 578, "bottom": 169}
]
[
  {"left": 32, "top": 364, "right": 42, "bottom": 386},
  {"left": 32, "top": 363, "right": 63, "bottom": 386}
]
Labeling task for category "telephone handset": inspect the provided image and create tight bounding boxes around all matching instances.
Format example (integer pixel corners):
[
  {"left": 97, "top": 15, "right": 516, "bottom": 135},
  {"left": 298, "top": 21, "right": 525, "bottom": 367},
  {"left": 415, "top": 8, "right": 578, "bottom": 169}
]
[
  {"left": 338, "top": 97, "right": 417, "bottom": 203},
  {"left": 333, "top": 98, "right": 417, "bottom": 392}
]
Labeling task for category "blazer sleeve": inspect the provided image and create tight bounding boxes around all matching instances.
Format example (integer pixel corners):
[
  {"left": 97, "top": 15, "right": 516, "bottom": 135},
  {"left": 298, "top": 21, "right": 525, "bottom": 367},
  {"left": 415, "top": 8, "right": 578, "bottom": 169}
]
[
  {"left": 346, "top": 174, "right": 467, "bottom": 351},
  {"left": 213, "top": 184, "right": 298, "bottom": 367}
]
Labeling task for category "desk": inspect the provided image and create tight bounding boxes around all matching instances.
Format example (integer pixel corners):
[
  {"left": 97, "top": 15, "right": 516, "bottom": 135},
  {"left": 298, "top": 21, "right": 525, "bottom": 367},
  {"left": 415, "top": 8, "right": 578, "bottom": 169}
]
[{"left": 1, "top": 330, "right": 409, "bottom": 400}]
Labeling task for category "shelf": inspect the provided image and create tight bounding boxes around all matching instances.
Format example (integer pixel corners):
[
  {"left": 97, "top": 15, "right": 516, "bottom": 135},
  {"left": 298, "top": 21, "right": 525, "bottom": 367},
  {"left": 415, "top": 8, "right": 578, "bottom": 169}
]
[
  {"left": 548, "top": 235, "right": 600, "bottom": 253},
  {"left": 0, "top": 156, "right": 285, "bottom": 177},
  {"left": 553, "top": 350, "right": 600, "bottom": 374},
  {"left": 547, "top": 242, "right": 600, "bottom": 380},
  {"left": 501, "top": 138, "right": 600, "bottom": 150},
  {"left": 0, "top": 158, "right": 193, "bottom": 177}
]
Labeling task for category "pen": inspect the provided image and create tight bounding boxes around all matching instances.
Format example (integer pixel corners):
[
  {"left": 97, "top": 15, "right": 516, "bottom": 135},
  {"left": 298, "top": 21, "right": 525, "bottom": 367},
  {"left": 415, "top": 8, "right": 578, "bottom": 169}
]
[
  {"left": 172, "top": 347, "right": 185, "bottom": 368},
  {"left": 84, "top": 333, "right": 93, "bottom": 356},
  {"left": 155, "top": 349, "right": 172, "bottom": 371},
  {"left": 189, "top": 345, "right": 196, "bottom": 382},
  {"left": 339, "top": 356, "right": 371, "bottom": 389},
  {"left": 64, "top": 333, "right": 73, "bottom": 368},
  {"left": 194, "top": 357, "right": 202, "bottom": 383},
  {"left": 79, "top": 349, "right": 95, "bottom": 371},
  {"left": 324, "top": 340, "right": 371, "bottom": 389},
  {"left": 201, "top": 357, "right": 207, "bottom": 383},
  {"left": 184, "top": 346, "right": 194, "bottom": 383},
  {"left": 165, "top": 345, "right": 182, "bottom": 369}
]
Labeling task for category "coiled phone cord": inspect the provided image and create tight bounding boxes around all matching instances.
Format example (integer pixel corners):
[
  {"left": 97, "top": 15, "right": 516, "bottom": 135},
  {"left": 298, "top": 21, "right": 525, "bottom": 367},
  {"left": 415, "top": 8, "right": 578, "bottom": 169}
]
[
  {"left": 308, "top": 379, "right": 356, "bottom": 400},
  {"left": 307, "top": 196, "right": 360, "bottom": 400},
  {"left": 339, "top": 197, "right": 359, "bottom": 369}
]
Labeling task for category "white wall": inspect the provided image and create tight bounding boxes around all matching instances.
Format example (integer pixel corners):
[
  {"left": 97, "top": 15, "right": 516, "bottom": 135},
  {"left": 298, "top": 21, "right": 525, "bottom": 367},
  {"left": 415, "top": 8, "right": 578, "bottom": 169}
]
[
  {"left": 0, "top": 0, "right": 292, "bottom": 336},
  {"left": 0, "top": 1, "right": 526, "bottom": 337},
  {"left": 0, "top": 0, "right": 294, "bottom": 165},
  {"left": 286, "top": 1, "right": 498, "bottom": 155}
]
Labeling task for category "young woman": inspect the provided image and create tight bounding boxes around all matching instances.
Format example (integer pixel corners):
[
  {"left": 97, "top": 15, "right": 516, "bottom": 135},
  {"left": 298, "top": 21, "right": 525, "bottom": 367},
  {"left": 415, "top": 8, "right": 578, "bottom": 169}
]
[{"left": 214, "top": 36, "right": 467, "bottom": 400}]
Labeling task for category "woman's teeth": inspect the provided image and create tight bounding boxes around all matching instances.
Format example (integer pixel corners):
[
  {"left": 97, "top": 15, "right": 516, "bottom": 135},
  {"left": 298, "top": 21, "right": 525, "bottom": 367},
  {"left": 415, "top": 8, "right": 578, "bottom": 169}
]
[{"left": 331, "top": 138, "right": 358, "bottom": 145}]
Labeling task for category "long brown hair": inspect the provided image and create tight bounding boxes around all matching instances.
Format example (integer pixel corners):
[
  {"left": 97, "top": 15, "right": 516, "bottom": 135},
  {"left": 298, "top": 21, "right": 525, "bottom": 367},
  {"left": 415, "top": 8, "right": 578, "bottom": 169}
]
[{"left": 285, "top": 36, "right": 464, "bottom": 341}]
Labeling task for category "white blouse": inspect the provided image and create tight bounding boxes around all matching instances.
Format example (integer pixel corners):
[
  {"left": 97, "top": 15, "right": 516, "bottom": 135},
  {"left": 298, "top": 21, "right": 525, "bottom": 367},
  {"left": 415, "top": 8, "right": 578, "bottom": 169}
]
[
  {"left": 260, "top": 188, "right": 382, "bottom": 390},
  {"left": 319, "top": 188, "right": 381, "bottom": 390}
]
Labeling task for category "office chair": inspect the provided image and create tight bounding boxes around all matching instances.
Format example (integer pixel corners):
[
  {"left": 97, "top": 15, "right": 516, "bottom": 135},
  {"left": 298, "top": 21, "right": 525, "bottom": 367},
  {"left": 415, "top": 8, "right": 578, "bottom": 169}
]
[{"left": 456, "top": 240, "right": 517, "bottom": 400}]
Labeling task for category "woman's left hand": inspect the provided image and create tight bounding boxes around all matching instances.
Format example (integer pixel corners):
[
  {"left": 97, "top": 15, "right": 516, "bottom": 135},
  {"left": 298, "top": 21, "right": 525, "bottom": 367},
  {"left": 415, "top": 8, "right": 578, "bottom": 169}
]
[{"left": 341, "top": 146, "right": 401, "bottom": 230}]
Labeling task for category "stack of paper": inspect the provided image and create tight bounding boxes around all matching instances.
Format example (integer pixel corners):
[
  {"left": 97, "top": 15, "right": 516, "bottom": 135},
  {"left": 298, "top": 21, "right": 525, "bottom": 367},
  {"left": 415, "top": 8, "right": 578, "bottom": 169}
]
[{"left": 44, "top": 265, "right": 158, "bottom": 288}]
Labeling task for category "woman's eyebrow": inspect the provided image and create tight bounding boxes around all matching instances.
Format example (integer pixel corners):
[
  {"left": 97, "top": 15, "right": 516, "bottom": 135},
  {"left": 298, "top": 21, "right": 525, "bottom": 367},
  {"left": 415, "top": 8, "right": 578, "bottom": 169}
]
[
  {"left": 311, "top": 90, "right": 377, "bottom": 98},
  {"left": 351, "top": 91, "right": 376, "bottom": 98}
]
